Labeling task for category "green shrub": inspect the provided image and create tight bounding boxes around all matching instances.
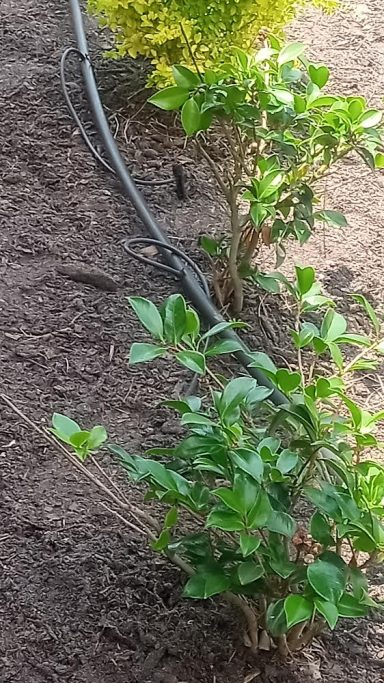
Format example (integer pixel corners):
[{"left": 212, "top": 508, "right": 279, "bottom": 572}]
[
  {"left": 88, "top": 0, "right": 336, "bottom": 85},
  {"left": 148, "top": 40, "right": 384, "bottom": 312},
  {"left": 53, "top": 273, "right": 384, "bottom": 654}
]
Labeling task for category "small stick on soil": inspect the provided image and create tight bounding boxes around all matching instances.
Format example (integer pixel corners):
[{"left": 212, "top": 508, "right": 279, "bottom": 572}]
[{"left": 56, "top": 263, "right": 119, "bottom": 292}]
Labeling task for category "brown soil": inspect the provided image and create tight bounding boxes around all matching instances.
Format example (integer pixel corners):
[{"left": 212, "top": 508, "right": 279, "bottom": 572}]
[{"left": 0, "top": 1, "right": 383, "bottom": 682}]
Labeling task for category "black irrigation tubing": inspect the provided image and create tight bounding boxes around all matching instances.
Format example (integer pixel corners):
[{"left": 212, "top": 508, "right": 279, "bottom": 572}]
[{"left": 66, "top": 0, "right": 286, "bottom": 406}]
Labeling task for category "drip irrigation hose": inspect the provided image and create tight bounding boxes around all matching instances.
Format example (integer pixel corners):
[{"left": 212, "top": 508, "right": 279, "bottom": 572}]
[
  {"left": 66, "top": 0, "right": 285, "bottom": 406},
  {"left": 60, "top": 47, "right": 175, "bottom": 188},
  {"left": 123, "top": 237, "right": 211, "bottom": 299}
]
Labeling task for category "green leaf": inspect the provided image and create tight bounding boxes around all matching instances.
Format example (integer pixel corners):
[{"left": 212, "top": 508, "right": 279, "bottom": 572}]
[
  {"left": 129, "top": 297, "right": 164, "bottom": 339},
  {"left": 352, "top": 293, "right": 380, "bottom": 335},
  {"left": 206, "top": 508, "right": 244, "bottom": 531},
  {"left": 296, "top": 266, "right": 315, "bottom": 296},
  {"left": 266, "top": 600, "right": 288, "bottom": 636},
  {"left": 266, "top": 511, "right": 297, "bottom": 537},
  {"left": 316, "top": 210, "right": 348, "bottom": 227},
  {"left": 148, "top": 86, "right": 189, "bottom": 111},
  {"left": 237, "top": 561, "right": 264, "bottom": 585},
  {"left": 69, "top": 431, "right": 90, "bottom": 448},
  {"left": 276, "top": 449, "right": 298, "bottom": 474},
  {"left": 247, "top": 490, "right": 272, "bottom": 529},
  {"left": 278, "top": 42, "right": 306, "bottom": 66},
  {"left": 272, "top": 88, "right": 294, "bottom": 106},
  {"left": 151, "top": 529, "right": 171, "bottom": 551},
  {"left": 293, "top": 322, "right": 318, "bottom": 349},
  {"left": 359, "top": 109, "right": 382, "bottom": 129},
  {"left": 164, "top": 507, "right": 178, "bottom": 529},
  {"left": 87, "top": 425, "right": 108, "bottom": 451},
  {"left": 175, "top": 350, "right": 206, "bottom": 375},
  {"left": 200, "top": 321, "right": 246, "bottom": 341},
  {"left": 239, "top": 533, "right": 261, "bottom": 557},
  {"left": 231, "top": 448, "right": 264, "bottom": 482},
  {"left": 375, "top": 152, "right": 384, "bottom": 169},
  {"left": 181, "top": 413, "right": 215, "bottom": 428},
  {"left": 172, "top": 65, "right": 200, "bottom": 89},
  {"left": 162, "top": 294, "right": 188, "bottom": 343},
  {"left": 129, "top": 342, "right": 167, "bottom": 364},
  {"left": 250, "top": 202, "right": 268, "bottom": 227},
  {"left": 276, "top": 369, "right": 301, "bottom": 394},
  {"left": 337, "top": 593, "right": 369, "bottom": 617},
  {"left": 181, "top": 98, "right": 201, "bottom": 136},
  {"left": 51, "top": 414, "right": 81, "bottom": 443},
  {"left": 310, "top": 512, "right": 334, "bottom": 547},
  {"left": 307, "top": 558, "right": 346, "bottom": 603},
  {"left": 314, "top": 598, "right": 339, "bottom": 629},
  {"left": 183, "top": 569, "right": 230, "bottom": 599},
  {"left": 284, "top": 595, "right": 313, "bottom": 629},
  {"left": 321, "top": 309, "right": 347, "bottom": 342},
  {"left": 308, "top": 64, "right": 329, "bottom": 88},
  {"left": 206, "top": 339, "right": 243, "bottom": 357}
]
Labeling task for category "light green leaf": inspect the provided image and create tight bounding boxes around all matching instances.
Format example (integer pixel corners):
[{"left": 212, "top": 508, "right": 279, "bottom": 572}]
[
  {"left": 175, "top": 350, "right": 206, "bottom": 375},
  {"left": 129, "top": 297, "right": 164, "bottom": 339},
  {"left": 308, "top": 64, "right": 329, "bottom": 88},
  {"left": 129, "top": 342, "right": 167, "bottom": 364},
  {"left": 314, "top": 598, "right": 339, "bottom": 629},
  {"left": 316, "top": 210, "right": 348, "bottom": 227},
  {"left": 321, "top": 309, "right": 347, "bottom": 342},
  {"left": 359, "top": 109, "right": 382, "bottom": 129},
  {"left": 278, "top": 42, "right": 306, "bottom": 66},
  {"left": 284, "top": 595, "right": 313, "bottom": 629},
  {"left": 51, "top": 413, "right": 81, "bottom": 443},
  {"left": 352, "top": 293, "right": 380, "bottom": 335},
  {"left": 87, "top": 425, "right": 108, "bottom": 451},
  {"left": 295, "top": 265, "right": 315, "bottom": 296}
]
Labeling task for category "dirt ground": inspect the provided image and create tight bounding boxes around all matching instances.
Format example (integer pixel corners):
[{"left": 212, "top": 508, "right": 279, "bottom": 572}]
[{"left": 1, "top": 0, "right": 384, "bottom": 682}]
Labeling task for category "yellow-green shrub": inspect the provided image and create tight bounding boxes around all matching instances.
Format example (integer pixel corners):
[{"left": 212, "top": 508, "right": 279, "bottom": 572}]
[{"left": 88, "top": 0, "right": 336, "bottom": 85}]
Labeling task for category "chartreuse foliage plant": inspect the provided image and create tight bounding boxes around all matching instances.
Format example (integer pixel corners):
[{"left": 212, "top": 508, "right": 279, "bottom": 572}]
[
  {"left": 88, "top": 0, "right": 336, "bottom": 86},
  {"left": 53, "top": 275, "right": 384, "bottom": 654},
  {"left": 148, "top": 39, "right": 384, "bottom": 312}
]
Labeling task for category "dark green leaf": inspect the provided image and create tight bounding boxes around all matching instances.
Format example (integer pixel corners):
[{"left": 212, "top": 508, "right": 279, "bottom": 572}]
[
  {"left": 183, "top": 569, "right": 230, "bottom": 599},
  {"left": 206, "top": 339, "right": 243, "bottom": 357},
  {"left": 151, "top": 529, "right": 171, "bottom": 551},
  {"left": 162, "top": 294, "right": 188, "bottom": 343},
  {"left": 266, "top": 599, "right": 288, "bottom": 636},
  {"left": 239, "top": 533, "right": 261, "bottom": 557},
  {"left": 337, "top": 593, "right": 369, "bottom": 617},
  {"left": 310, "top": 512, "right": 334, "bottom": 547},
  {"left": 237, "top": 561, "right": 264, "bottom": 585},
  {"left": 266, "top": 511, "right": 297, "bottom": 537},
  {"left": 307, "top": 558, "right": 346, "bottom": 603},
  {"left": 276, "top": 369, "right": 301, "bottom": 393},
  {"left": 206, "top": 508, "right": 244, "bottom": 531}
]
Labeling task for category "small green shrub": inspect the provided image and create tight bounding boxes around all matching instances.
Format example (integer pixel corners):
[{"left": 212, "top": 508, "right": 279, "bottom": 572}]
[
  {"left": 53, "top": 273, "right": 384, "bottom": 654},
  {"left": 148, "top": 39, "right": 384, "bottom": 312},
  {"left": 88, "top": 0, "right": 336, "bottom": 85}
]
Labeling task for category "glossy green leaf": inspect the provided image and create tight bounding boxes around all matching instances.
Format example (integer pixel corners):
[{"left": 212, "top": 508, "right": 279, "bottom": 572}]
[
  {"left": 284, "top": 595, "right": 313, "bottom": 629},
  {"left": 231, "top": 448, "right": 264, "bottom": 482},
  {"left": 181, "top": 97, "right": 201, "bottom": 136},
  {"left": 307, "top": 558, "right": 346, "bottom": 603},
  {"left": 206, "top": 508, "right": 244, "bottom": 531},
  {"left": 295, "top": 265, "right": 315, "bottom": 296},
  {"left": 239, "top": 533, "right": 261, "bottom": 557},
  {"left": 172, "top": 65, "right": 200, "bottom": 89},
  {"left": 337, "top": 593, "right": 369, "bottom": 617},
  {"left": 206, "top": 339, "right": 243, "bottom": 357},
  {"left": 310, "top": 512, "right": 334, "bottom": 547},
  {"left": 314, "top": 598, "right": 339, "bottom": 629},
  {"left": 148, "top": 86, "right": 189, "bottom": 110},
  {"left": 359, "top": 109, "right": 382, "bottom": 129}
]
